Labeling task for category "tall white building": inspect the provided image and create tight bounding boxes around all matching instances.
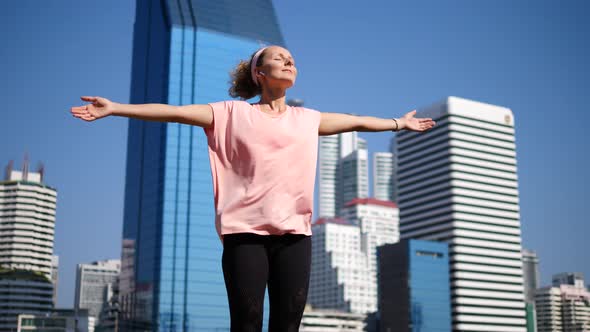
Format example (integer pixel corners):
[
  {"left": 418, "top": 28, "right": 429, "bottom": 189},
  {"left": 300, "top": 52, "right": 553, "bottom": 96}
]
[
  {"left": 309, "top": 199, "right": 398, "bottom": 314},
  {"left": 397, "top": 97, "right": 526, "bottom": 331},
  {"left": 338, "top": 149, "right": 369, "bottom": 214},
  {"left": 318, "top": 132, "right": 368, "bottom": 218},
  {"left": 535, "top": 273, "right": 590, "bottom": 332},
  {"left": 373, "top": 152, "right": 394, "bottom": 202},
  {"left": 0, "top": 161, "right": 57, "bottom": 280},
  {"left": 75, "top": 259, "right": 121, "bottom": 320}
]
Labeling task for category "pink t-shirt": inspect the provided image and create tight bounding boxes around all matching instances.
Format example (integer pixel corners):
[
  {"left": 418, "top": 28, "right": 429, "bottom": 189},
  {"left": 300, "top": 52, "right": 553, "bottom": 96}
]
[{"left": 203, "top": 100, "right": 321, "bottom": 242}]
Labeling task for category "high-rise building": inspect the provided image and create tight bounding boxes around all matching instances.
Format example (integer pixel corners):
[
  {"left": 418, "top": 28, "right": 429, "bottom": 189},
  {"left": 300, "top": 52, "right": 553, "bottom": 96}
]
[
  {"left": 0, "top": 268, "right": 54, "bottom": 331},
  {"left": 309, "top": 199, "right": 398, "bottom": 314},
  {"left": 338, "top": 149, "right": 369, "bottom": 214},
  {"left": 522, "top": 249, "right": 540, "bottom": 332},
  {"left": 357, "top": 137, "right": 367, "bottom": 151},
  {"left": 318, "top": 132, "right": 359, "bottom": 218},
  {"left": 397, "top": 97, "right": 526, "bottom": 331},
  {"left": 377, "top": 239, "right": 451, "bottom": 332},
  {"left": 340, "top": 198, "right": 399, "bottom": 277},
  {"left": 309, "top": 218, "right": 370, "bottom": 313},
  {"left": 535, "top": 273, "right": 590, "bottom": 332},
  {"left": 373, "top": 152, "right": 394, "bottom": 202},
  {"left": 75, "top": 259, "right": 120, "bottom": 320},
  {"left": 0, "top": 160, "right": 57, "bottom": 280},
  {"left": 120, "top": 1, "right": 284, "bottom": 330},
  {"left": 0, "top": 160, "right": 57, "bottom": 331}
]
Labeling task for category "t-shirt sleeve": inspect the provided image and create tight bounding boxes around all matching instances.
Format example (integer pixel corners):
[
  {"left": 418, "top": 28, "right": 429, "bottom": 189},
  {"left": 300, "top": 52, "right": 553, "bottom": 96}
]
[
  {"left": 306, "top": 108, "right": 322, "bottom": 135},
  {"left": 203, "top": 100, "right": 232, "bottom": 146}
]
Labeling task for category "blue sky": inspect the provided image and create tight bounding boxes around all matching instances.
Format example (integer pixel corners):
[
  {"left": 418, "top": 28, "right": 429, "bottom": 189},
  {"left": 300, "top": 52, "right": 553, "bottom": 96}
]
[{"left": 0, "top": 1, "right": 588, "bottom": 308}]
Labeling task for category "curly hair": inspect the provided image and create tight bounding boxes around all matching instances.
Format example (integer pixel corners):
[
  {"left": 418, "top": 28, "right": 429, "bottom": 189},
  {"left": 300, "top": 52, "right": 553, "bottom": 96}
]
[{"left": 228, "top": 49, "right": 267, "bottom": 100}]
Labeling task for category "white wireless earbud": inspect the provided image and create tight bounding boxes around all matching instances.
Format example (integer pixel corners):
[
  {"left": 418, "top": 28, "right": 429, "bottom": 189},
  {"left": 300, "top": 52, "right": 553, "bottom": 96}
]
[{"left": 258, "top": 71, "right": 265, "bottom": 76}]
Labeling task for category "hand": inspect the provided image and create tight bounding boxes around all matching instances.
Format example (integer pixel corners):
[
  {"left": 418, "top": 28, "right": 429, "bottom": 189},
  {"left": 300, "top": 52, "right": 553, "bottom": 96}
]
[
  {"left": 70, "top": 96, "right": 116, "bottom": 122},
  {"left": 400, "top": 110, "right": 436, "bottom": 132}
]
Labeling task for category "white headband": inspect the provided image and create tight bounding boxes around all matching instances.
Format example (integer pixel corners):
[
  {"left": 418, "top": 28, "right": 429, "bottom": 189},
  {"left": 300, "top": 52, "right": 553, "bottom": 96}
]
[{"left": 250, "top": 47, "right": 268, "bottom": 86}]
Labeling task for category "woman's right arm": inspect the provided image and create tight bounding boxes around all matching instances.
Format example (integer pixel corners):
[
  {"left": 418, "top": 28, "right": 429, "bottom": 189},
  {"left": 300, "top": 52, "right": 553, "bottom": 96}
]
[{"left": 70, "top": 96, "right": 213, "bottom": 128}]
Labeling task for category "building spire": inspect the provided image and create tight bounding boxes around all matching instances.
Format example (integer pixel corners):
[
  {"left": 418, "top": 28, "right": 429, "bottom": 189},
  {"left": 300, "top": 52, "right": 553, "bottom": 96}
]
[{"left": 22, "top": 153, "right": 29, "bottom": 181}]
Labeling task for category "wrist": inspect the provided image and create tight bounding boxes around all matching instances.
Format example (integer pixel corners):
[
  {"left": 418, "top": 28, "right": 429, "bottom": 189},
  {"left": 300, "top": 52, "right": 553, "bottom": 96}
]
[
  {"left": 397, "top": 118, "right": 407, "bottom": 130},
  {"left": 391, "top": 118, "right": 406, "bottom": 131},
  {"left": 110, "top": 102, "right": 124, "bottom": 116}
]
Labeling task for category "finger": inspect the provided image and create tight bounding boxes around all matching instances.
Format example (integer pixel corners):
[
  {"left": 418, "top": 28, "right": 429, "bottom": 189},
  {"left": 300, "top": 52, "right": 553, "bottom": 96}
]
[
  {"left": 81, "top": 96, "right": 97, "bottom": 102},
  {"left": 71, "top": 108, "right": 86, "bottom": 115},
  {"left": 71, "top": 109, "right": 89, "bottom": 116}
]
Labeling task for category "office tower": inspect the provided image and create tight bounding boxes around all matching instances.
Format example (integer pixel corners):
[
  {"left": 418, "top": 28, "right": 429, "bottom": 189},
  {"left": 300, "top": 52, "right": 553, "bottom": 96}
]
[
  {"left": 309, "top": 218, "right": 373, "bottom": 313},
  {"left": 377, "top": 239, "right": 451, "bottom": 332},
  {"left": 120, "top": 1, "right": 284, "bottom": 330},
  {"left": 535, "top": 273, "right": 590, "bottom": 332},
  {"left": 522, "top": 249, "right": 540, "bottom": 332},
  {"left": 0, "top": 160, "right": 57, "bottom": 279},
  {"left": 397, "top": 97, "right": 526, "bottom": 331},
  {"left": 338, "top": 148, "right": 369, "bottom": 214},
  {"left": 75, "top": 259, "right": 120, "bottom": 320},
  {"left": 309, "top": 199, "right": 397, "bottom": 314},
  {"left": 318, "top": 132, "right": 360, "bottom": 218},
  {"left": 373, "top": 152, "right": 394, "bottom": 202},
  {"left": 340, "top": 198, "right": 399, "bottom": 276},
  {"left": 52, "top": 255, "right": 59, "bottom": 307},
  {"left": 0, "top": 268, "right": 54, "bottom": 331},
  {"left": 357, "top": 137, "right": 367, "bottom": 150}
]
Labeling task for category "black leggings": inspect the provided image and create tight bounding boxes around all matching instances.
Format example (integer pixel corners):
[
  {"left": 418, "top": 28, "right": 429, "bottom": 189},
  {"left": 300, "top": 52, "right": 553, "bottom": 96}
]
[{"left": 221, "top": 232, "right": 311, "bottom": 332}]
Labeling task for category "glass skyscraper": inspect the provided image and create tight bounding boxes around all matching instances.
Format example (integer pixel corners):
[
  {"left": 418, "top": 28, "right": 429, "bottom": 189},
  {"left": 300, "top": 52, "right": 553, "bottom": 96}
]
[
  {"left": 120, "top": 1, "right": 284, "bottom": 330},
  {"left": 378, "top": 239, "right": 451, "bottom": 332}
]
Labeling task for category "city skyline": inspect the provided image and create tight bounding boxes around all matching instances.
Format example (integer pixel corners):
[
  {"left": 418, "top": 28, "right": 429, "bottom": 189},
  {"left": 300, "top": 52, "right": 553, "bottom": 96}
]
[{"left": 0, "top": 0, "right": 588, "bottom": 309}]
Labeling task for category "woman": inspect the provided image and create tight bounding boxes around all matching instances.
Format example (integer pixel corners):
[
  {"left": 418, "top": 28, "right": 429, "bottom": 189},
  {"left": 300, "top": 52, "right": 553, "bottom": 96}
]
[{"left": 70, "top": 45, "right": 435, "bottom": 332}]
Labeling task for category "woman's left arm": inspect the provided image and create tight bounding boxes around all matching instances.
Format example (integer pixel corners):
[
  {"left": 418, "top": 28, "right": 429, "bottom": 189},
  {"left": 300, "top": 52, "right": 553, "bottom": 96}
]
[{"left": 318, "top": 110, "right": 436, "bottom": 136}]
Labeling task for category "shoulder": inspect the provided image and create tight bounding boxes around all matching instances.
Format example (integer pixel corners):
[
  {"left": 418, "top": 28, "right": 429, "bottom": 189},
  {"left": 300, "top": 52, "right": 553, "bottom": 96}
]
[
  {"left": 291, "top": 106, "right": 321, "bottom": 116},
  {"left": 208, "top": 100, "right": 252, "bottom": 112}
]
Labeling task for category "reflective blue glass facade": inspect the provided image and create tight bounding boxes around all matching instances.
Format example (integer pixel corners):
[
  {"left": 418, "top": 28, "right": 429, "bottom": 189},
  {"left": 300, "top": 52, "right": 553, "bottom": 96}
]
[
  {"left": 121, "top": 1, "right": 284, "bottom": 330},
  {"left": 378, "top": 240, "right": 451, "bottom": 332}
]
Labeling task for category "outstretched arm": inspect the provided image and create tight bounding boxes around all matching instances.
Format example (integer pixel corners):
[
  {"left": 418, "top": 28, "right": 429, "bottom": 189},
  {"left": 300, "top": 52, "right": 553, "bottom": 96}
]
[
  {"left": 318, "top": 110, "right": 435, "bottom": 136},
  {"left": 70, "top": 96, "right": 214, "bottom": 128}
]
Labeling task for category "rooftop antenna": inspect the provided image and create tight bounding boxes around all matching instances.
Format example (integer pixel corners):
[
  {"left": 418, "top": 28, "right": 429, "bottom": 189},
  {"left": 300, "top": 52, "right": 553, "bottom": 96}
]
[
  {"left": 37, "top": 161, "right": 45, "bottom": 183},
  {"left": 22, "top": 153, "right": 29, "bottom": 181},
  {"left": 5, "top": 160, "right": 14, "bottom": 181}
]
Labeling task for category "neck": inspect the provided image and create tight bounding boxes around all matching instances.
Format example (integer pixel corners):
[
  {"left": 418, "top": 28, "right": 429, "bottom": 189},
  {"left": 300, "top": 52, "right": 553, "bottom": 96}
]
[{"left": 258, "top": 87, "right": 287, "bottom": 111}]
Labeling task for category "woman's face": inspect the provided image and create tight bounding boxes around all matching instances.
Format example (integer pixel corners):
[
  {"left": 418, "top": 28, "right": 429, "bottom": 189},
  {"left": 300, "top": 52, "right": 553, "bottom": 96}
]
[{"left": 257, "top": 46, "right": 297, "bottom": 89}]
